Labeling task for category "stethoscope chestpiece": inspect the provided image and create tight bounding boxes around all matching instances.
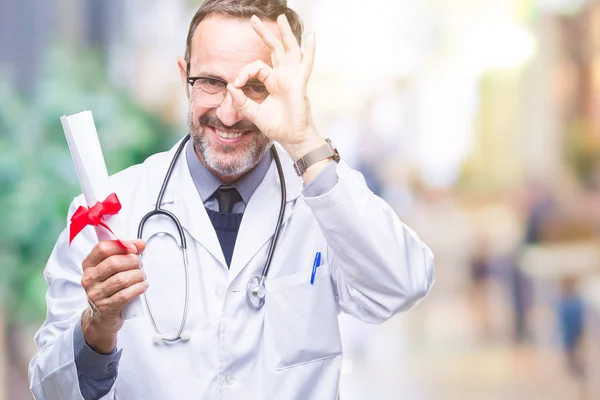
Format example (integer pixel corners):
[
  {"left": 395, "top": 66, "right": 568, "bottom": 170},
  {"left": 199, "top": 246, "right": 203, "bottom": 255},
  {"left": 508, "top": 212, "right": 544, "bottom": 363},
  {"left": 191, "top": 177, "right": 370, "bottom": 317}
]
[{"left": 246, "top": 276, "right": 266, "bottom": 309}]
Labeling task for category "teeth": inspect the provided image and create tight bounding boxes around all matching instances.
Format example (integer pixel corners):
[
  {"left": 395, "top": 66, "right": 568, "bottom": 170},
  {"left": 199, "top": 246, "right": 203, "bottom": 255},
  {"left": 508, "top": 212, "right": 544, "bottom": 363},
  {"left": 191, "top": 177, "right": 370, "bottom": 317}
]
[{"left": 215, "top": 129, "right": 243, "bottom": 139}]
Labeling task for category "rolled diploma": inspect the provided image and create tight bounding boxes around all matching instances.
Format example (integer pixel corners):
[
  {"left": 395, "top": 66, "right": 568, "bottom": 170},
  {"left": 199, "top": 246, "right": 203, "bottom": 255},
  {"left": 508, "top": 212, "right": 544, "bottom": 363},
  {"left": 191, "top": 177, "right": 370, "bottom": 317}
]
[{"left": 60, "top": 110, "right": 144, "bottom": 320}]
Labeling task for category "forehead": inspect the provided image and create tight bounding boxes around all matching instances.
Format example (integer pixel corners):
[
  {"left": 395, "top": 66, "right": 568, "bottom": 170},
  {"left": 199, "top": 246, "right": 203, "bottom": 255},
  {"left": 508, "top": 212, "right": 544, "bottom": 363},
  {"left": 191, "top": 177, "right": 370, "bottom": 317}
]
[{"left": 189, "top": 14, "right": 279, "bottom": 79}]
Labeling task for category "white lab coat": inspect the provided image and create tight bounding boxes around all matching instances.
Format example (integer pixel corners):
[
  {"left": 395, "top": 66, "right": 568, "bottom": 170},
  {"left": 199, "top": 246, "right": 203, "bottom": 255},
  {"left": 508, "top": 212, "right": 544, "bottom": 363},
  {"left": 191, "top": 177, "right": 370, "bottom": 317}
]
[{"left": 28, "top": 141, "right": 435, "bottom": 400}]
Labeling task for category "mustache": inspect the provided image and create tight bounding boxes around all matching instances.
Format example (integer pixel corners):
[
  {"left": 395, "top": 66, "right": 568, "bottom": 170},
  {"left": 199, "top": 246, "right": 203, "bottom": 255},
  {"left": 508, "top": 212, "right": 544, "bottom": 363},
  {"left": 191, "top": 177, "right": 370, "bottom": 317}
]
[{"left": 198, "top": 114, "right": 258, "bottom": 132}]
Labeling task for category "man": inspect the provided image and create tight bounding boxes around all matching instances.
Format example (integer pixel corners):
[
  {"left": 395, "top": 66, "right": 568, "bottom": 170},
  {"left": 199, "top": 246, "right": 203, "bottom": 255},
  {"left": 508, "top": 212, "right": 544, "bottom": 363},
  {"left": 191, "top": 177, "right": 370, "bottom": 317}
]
[{"left": 29, "top": 1, "right": 435, "bottom": 399}]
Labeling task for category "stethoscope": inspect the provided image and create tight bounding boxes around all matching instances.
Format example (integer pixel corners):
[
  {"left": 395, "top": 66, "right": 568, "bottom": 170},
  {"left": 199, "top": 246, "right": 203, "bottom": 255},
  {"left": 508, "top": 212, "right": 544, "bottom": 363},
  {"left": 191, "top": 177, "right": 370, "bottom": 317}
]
[{"left": 137, "top": 134, "right": 286, "bottom": 342}]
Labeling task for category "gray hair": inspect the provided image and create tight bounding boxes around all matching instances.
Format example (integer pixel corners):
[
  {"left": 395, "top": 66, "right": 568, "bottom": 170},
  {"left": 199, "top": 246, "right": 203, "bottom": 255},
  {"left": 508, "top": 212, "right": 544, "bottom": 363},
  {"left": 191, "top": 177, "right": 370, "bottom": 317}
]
[{"left": 185, "top": 0, "right": 304, "bottom": 67}]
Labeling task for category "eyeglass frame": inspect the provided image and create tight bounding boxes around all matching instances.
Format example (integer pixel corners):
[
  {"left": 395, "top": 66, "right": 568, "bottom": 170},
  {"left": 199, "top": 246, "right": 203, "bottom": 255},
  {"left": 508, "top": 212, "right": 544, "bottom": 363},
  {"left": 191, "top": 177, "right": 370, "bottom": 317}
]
[{"left": 186, "top": 61, "right": 269, "bottom": 108}]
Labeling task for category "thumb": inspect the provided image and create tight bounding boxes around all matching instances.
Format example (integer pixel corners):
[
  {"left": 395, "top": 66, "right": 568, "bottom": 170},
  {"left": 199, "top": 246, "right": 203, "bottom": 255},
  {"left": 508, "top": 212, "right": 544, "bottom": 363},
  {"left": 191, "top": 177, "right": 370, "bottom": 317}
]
[
  {"left": 126, "top": 239, "right": 146, "bottom": 255},
  {"left": 227, "top": 84, "right": 260, "bottom": 122}
]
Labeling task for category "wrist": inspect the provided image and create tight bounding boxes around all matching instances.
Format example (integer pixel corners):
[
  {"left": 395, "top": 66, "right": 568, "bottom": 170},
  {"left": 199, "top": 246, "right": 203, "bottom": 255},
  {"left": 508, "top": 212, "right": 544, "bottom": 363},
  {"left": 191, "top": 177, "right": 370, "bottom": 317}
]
[
  {"left": 282, "top": 130, "right": 325, "bottom": 162},
  {"left": 81, "top": 308, "right": 122, "bottom": 354},
  {"left": 300, "top": 158, "right": 334, "bottom": 184}
]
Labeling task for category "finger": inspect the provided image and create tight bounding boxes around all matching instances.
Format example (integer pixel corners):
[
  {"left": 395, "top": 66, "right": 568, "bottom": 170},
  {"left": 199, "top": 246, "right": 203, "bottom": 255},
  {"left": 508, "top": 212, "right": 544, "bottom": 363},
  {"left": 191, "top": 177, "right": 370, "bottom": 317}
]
[
  {"left": 250, "top": 15, "right": 285, "bottom": 62},
  {"left": 94, "top": 280, "right": 149, "bottom": 315},
  {"left": 87, "top": 252, "right": 143, "bottom": 284},
  {"left": 83, "top": 240, "right": 137, "bottom": 271},
  {"left": 277, "top": 14, "right": 301, "bottom": 61},
  {"left": 130, "top": 239, "right": 146, "bottom": 255},
  {"left": 234, "top": 60, "right": 273, "bottom": 88},
  {"left": 301, "top": 31, "right": 316, "bottom": 81},
  {"left": 227, "top": 84, "right": 261, "bottom": 121},
  {"left": 90, "top": 268, "right": 146, "bottom": 302}
]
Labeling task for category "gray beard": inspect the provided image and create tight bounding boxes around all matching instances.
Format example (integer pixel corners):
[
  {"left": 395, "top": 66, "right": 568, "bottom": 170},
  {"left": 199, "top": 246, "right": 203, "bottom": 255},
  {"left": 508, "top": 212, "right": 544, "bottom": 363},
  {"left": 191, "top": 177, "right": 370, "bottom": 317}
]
[{"left": 189, "top": 113, "right": 271, "bottom": 177}]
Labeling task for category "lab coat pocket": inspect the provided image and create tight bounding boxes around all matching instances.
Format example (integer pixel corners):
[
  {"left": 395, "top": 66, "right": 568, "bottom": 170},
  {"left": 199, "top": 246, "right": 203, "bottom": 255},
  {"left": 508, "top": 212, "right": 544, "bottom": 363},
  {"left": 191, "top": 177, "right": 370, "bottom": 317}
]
[{"left": 265, "top": 264, "right": 342, "bottom": 370}]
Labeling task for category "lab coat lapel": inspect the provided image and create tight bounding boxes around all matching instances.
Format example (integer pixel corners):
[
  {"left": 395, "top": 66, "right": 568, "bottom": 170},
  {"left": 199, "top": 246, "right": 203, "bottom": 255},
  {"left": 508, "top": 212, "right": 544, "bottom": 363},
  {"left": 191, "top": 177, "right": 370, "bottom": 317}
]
[
  {"left": 150, "top": 140, "right": 227, "bottom": 268},
  {"left": 228, "top": 147, "right": 302, "bottom": 284}
]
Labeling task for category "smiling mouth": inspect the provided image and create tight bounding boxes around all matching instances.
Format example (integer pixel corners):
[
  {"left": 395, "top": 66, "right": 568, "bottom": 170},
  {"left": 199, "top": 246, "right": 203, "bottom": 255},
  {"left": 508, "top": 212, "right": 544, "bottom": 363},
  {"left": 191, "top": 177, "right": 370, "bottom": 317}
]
[{"left": 215, "top": 129, "right": 244, "bottom": 139}]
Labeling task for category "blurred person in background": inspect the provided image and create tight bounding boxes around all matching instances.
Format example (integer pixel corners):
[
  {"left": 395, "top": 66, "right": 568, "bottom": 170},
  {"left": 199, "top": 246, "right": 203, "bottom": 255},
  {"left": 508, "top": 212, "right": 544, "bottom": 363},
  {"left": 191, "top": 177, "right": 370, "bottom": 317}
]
[
  {"left": 468, "top": 238, "right": 493, "bottom": 339},
  {"left": 27, "top": 0, "right": 435, "bottom": 399},
  {"left": 557, "top": 277, "right": 585, "bottom": 378},
  {"left": 512, "top": 180, "right": 555, "bottom": 344}
]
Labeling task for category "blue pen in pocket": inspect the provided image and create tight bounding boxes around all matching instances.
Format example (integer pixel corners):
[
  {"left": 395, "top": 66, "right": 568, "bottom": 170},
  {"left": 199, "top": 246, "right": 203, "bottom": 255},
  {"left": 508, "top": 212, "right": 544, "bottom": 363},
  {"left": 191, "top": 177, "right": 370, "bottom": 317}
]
[{"left": 310, "top": 252, "right": 321, "bottom": 285}]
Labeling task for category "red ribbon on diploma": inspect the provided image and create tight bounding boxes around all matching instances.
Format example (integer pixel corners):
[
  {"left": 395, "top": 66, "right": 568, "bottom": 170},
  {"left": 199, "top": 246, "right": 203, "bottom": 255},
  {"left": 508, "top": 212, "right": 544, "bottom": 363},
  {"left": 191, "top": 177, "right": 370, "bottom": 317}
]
[{"left": 69, "top": 193, "right": 124, "bottom": 246}]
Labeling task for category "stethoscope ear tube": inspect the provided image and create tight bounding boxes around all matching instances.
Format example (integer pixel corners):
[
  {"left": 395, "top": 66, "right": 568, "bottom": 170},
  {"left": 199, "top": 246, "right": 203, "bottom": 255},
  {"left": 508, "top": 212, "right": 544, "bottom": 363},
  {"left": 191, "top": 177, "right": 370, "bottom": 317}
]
[
  {"left": 140, "top": 228, "right": 190, "bottom": 343},
  {"left": 245, "top": 144, "right": 287, "bottom": 310},
  {"left": 261, "top": 145, "right": 287, "bottom": 281},
  {"left": 138, "top": 135, "right": 191, "bottom": 344}
]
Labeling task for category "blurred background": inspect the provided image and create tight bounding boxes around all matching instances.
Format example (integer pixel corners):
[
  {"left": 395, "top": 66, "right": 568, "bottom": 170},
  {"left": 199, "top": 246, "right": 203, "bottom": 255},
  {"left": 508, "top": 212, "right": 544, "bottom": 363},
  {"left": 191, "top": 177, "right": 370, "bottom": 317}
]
[{"left": 2, "top": 0, "right": 600, "bottom": 399}]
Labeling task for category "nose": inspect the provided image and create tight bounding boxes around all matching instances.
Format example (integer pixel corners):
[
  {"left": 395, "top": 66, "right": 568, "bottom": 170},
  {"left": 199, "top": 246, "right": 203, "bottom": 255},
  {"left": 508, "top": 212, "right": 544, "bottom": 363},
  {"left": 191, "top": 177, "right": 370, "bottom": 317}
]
[{"left": 215, "top": 92, "right": 244, "bottom": 128}]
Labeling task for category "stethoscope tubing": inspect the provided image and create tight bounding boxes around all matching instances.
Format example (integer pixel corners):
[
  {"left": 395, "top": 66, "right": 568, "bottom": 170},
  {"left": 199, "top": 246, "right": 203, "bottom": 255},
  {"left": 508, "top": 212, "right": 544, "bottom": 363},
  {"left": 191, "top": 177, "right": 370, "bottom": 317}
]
[{"left": 137, "top": 134, "right": 286, "bottom": 341}]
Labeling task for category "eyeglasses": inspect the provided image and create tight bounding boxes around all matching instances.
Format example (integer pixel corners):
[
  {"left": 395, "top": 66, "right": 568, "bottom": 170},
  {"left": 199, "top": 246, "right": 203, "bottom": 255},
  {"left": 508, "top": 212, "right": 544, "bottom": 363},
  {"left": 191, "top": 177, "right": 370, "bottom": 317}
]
[{"left": 186, "top": 75, "right": 269, "bottom": 108}]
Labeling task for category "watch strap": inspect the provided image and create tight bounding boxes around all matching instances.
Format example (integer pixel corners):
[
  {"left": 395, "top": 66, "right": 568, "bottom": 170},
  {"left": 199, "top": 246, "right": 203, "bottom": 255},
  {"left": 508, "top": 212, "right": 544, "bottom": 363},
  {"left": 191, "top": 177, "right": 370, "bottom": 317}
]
[{"left": 293, "top": 138, "right": 340, "bottom": 176}]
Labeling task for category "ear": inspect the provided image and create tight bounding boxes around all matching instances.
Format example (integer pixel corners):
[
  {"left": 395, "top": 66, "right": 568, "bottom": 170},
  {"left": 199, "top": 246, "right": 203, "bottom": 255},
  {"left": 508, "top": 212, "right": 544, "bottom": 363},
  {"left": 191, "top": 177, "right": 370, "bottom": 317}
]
[{"left": 177, "top": 56, "right": 189, "bottom": 98}]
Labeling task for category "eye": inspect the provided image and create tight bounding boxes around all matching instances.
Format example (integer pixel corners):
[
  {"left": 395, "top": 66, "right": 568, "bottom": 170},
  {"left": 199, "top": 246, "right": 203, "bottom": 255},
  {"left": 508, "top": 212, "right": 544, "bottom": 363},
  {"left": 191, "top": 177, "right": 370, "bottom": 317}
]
[
  {"left": 196, "top": 78, "right": 226, "bottom": 94},
  {"left": 244, "top": 84, "right": 269, "bottom": 98}
]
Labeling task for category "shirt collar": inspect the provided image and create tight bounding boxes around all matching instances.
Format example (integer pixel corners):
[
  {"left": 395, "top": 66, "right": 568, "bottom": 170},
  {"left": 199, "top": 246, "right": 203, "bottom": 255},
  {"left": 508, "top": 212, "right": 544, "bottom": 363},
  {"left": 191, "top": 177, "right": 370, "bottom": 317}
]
[{"left": 185, "top": 138, "right": 272, "bottom": 204}]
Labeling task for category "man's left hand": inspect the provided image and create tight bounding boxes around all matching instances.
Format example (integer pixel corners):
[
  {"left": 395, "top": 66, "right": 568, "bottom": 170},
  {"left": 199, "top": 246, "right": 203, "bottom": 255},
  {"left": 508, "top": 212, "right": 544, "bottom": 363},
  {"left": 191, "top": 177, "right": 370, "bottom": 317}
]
[{"left": 227, "top": 14, "right": 325, "bottom": 161}]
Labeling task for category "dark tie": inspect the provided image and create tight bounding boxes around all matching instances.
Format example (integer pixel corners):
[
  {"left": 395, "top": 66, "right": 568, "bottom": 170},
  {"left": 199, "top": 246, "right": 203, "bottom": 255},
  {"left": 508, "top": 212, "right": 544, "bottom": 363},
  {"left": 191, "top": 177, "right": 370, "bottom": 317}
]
[{"left": 216, "top": 187, "right": 241, "bottom": 214}]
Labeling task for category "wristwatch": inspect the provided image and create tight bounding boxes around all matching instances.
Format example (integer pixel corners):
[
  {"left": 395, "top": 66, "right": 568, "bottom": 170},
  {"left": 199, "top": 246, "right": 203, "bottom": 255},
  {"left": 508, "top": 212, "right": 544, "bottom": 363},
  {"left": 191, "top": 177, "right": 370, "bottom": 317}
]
[{"left": 293, "top": 138, "right": 340, "bottom": 176}]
